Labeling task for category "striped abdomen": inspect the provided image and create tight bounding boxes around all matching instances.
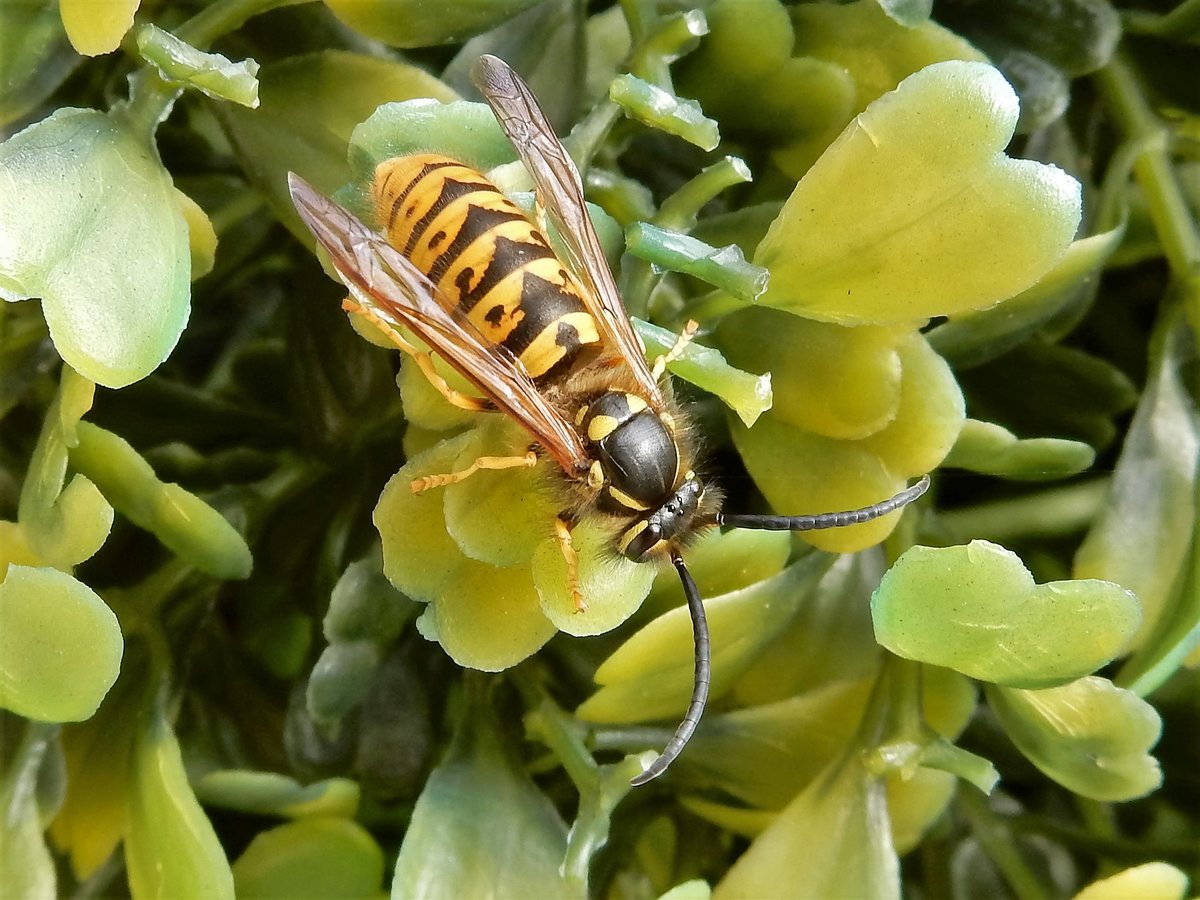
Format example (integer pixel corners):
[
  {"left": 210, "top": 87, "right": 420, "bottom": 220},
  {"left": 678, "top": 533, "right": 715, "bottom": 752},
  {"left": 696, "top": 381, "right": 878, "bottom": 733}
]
[{"left": 373, "top": 154, "right": 601, "bottom": 380}]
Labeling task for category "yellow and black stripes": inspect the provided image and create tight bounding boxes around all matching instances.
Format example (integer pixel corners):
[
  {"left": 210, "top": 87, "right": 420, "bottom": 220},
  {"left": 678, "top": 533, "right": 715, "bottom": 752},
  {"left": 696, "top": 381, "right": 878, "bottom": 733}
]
[{"left": 373, "top": 154, "right": 600, "bottom": 380}]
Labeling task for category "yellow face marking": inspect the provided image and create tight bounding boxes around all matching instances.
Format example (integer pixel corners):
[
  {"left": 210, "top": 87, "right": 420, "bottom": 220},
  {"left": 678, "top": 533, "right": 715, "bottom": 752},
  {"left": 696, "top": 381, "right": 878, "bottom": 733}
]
[
  {"left": 606, "top": 485, "right": 650, "bottom": 512},
  {"left": 586, "top": 414, "right": 620, "bottom": 443}
]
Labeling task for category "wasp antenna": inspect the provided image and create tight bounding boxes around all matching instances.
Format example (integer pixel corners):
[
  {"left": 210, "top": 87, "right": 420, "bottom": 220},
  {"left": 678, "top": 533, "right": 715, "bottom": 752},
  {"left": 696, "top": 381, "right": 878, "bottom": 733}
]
[
  {"left": 630, "top": 550, "right": 711, "bottom": 786},
  {"left": 714, "top": 474, "right": 931, "bottom": 532}
]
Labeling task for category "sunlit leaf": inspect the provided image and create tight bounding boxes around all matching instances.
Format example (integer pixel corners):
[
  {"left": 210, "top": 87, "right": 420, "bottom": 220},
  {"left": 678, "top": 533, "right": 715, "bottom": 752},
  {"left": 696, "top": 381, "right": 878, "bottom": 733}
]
[
  {"left": 873, "top": 541, "right": 1140, "bottom": 688},
  {"left": 0, "top": 109, "right": 189, "bottom": 387},
  {"left": 756, "top": 61, "right": 1081, "bottom": 325}
]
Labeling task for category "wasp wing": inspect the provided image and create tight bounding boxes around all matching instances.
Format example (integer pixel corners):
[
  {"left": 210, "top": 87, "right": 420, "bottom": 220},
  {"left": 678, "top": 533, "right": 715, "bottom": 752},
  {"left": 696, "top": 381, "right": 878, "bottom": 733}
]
[
  {"left": 470, "top": 54, "right": 665, "bottom": 407},
  {"left": 289, "top": 173, "right": 590, "bottom": 476}
]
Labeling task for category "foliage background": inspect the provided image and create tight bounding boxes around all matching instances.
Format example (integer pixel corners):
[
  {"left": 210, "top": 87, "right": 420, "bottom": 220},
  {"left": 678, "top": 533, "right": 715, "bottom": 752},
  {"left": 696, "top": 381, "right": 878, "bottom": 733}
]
[{"left": 1, "top": 0, "right": 1198, "bottom": 897}]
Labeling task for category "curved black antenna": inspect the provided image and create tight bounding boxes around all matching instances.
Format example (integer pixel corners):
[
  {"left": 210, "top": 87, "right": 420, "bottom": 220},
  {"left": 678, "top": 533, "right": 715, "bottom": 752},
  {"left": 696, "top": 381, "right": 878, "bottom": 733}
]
[
  {"left": 630, "top": 550, "right": 711, "bottom": 786},
  {"left": 712, "top": 474, "right": 930, "bottom": 532}
]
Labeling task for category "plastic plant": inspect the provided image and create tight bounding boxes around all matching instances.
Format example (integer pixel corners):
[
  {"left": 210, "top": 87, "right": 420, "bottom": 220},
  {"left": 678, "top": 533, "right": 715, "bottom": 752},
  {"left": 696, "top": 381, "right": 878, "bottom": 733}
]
[{"left": 1, "top": 0, "right": 1198, "bottom": 897}]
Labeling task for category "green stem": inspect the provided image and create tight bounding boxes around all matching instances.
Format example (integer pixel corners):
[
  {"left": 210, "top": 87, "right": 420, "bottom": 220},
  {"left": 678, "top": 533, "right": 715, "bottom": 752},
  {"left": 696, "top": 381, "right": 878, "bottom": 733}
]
[
  {"left": 1093, "top": 56, "right": 1200, "bottom": 294},
  {"left": 1123, "top": 0, "right": 1200, "bottom": 38},
  {"left": 119, "top": 0, "right": 313, "bottom": 139},
  {"left": 958, "top": 789, "right": 1050, "bottom": 900}
]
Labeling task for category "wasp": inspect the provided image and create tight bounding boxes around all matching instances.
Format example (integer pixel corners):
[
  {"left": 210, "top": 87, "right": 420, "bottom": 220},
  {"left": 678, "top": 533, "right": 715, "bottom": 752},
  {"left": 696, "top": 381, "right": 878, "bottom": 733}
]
[{"left": 288, "top": 54, "right": 929, "bottom": 785}]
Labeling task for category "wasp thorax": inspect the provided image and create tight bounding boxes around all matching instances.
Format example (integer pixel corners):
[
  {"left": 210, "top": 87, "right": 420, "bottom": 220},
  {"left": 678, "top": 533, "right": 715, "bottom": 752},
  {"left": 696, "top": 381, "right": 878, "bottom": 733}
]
[
  {"left": 576, "top": 391, "right": 680, "bottom": 515},
  {"left": 618, "top": 476, "right": 705, "bottom": 561}
]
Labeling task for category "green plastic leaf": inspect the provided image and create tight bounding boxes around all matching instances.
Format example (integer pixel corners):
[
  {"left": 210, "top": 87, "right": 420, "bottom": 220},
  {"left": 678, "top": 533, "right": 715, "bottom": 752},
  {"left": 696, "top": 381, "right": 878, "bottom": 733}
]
[
  {"left": 49, "top": 659, "right": 145, "bottom": 878},
  {"left": 136, "top": 24, "right": 260, "bottom": 108},
  {"left": 609, "top": 75, "right": 719, "bottom": 151},
  {"left": 873, "top": 541, "right": 1140, "bottom": 688},
  {"left": 323, "top": 0, "right": 543, "bottom": 48},
  {"left": 0, "top": 565, "right": 122, "bottom": 722},
  {"left": 1074, "top": 862, "right": 1189, "bottom": 900},
  {"left": 731, "top": 554, "right": 883, "bottom": 706},
  {"left": 444, "top": 417, "right": 553, "bottom": 568},
  {"left": 59, "top": 0, "right": 138, "bottom": 56},
  {"left": 755, "top": 61, "right": 1081, "bottom": 325},
  {"left": 196, "top": 771, "right": 360, "bottom": 819},
  {"left": 684, "top": 678, "right": 874, "bottom": 808},
  {"left": 717, "top": 308, "right": 906, "bottom": 440},
  {"left": 634, "top": 318, "right": 772, "bottom": 427},
  {"left": 324, "top": 553, "right": 416, "bottom": 644},
  {"left": 626, "top": 224, "right": 767, "bottom": 302},
  {"left": 232, "top": 818, "right": 384, "bottom": 899},
  {"left": 69, "top": 422, "right": 252, "bottom": 579},
  {"left": 790, "top": 0, "right": 986, "bottom": 112},
  {"left": 1075, "top": 310, "right": 1199, "bottom": 692},
  {"left": 944, "top": 419, "right": 1096, "bottom": 480},
  {"left": 927, "top": 223, "right": 1126, "bottom": 369},
  {"left": 125, "top": 712, "right": 235, "bottom": 899},
  {"left": 713, "top": 757, "right": 899, "bottom": 899},
  {"left": 642, "top": 527, "right": 791, "bottom": 617},
  {"left": 886, "top": 767, "right": 956, "bottom": 856},
  {"left": 987, "top": 677, "right": 1162, "bottom": 801},
  {"left": 532, "top": 518, "right": 656, "bottom": 637},
  {"left": 729, "top": 414, "right": 910, "bottom": 554},
  {"left": 376, "top": 431, "right": 475, "bottom": 601},
  {"left": 578, "top": 554, "right": 834, "bottom": 725},
  {"left": 416, "top": 559, "right": 555, "bottom": 672},
  {"left": 307, "top": 639, "right": 384, "bottom": 722},
  {"left": 217, "top": 51, "right": 457, "bottom": 241},
  {"left": 392, "top": 690, "right": 583, "bottom": 900},
  {"left": 0, "top": 109, "right": 190, "bottom": 387}
]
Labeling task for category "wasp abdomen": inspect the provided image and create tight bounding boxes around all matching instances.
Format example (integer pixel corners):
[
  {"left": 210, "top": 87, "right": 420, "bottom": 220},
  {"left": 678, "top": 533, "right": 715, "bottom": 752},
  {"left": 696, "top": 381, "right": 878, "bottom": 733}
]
[{"left": 373, "top": 154, "right": 600, "bottom": 380}]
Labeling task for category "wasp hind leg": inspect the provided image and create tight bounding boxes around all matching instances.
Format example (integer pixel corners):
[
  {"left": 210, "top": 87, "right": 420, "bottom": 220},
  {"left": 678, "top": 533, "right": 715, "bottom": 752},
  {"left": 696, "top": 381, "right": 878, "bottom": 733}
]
[
  {"left": 342, "top": 298, "right": 490, "bottom": 413},
  {"left": 554, "top": 516, "right": 586, "bottom": 613},
  {"left": 410, "top": 451, "right": 538, "bottom": 493},
  {"left": 651, "top": 319, "right": 699, "bottom": 380}
]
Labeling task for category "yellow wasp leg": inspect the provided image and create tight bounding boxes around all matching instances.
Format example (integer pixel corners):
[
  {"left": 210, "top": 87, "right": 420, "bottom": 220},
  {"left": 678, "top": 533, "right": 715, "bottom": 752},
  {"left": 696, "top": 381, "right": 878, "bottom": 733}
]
[
  {"left": 554, "top": 516, "right": 586, "bottom": 613},
  {"left": 651, "top": 319, "right": 699, "bottom": 381},
  {"left": 342, "top": 298, "right": 489, "bottom": 413},
  {"left": 410, "top": 451, "right": 538, "bottom": 494}
]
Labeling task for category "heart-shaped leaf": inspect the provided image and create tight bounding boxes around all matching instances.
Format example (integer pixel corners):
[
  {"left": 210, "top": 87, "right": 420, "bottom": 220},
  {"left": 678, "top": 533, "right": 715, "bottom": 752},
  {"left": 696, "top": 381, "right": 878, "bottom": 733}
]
[
  {"left": 873, "top": 541, "right": 1141, "bottom": 688},
  {"left": 0, "top": 108, "right": 190, "bottom": 388},
  {"left": 755, "top": 60, "right": 1082, "bottom": 325}
]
